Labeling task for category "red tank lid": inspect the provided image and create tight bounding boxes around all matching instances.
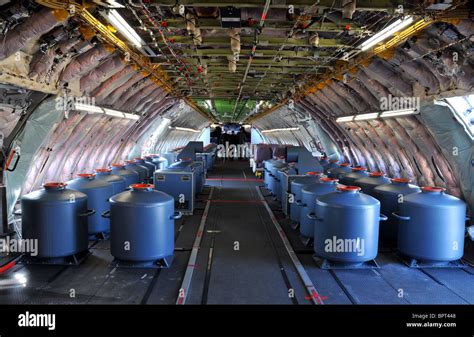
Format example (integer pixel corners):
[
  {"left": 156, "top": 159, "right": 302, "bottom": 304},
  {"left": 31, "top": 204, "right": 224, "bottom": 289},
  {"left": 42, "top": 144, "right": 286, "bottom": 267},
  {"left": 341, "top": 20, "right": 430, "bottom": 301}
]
[
  {"left": 421, "top": 186, "right": 445, "bottom": 192},
  {"left": 320, "top": 177, "right": 338, "bottom": 183},
  {"left": 351, "top": 167, "right": 367, "bottom": 171},
  {"left": 369, "top": 171, "right": 385, "bottom": 177},
  {"left": 95, "top": 168, "right": 112, "bottom": 173},
  {"left": 337, "top": 185, "right": 361, "bottom": 192},
  {"left": 44, "top": 182, "right": 67, "bottom": 189},
  {"left": 391, "top": 178, "right": 410, "bottom": 183},
  {"left": 130, "top": 183, "right": 154, "bottom": 190},
  {"left": 77, "top": 173, "right": 95, "bottom": 178}
]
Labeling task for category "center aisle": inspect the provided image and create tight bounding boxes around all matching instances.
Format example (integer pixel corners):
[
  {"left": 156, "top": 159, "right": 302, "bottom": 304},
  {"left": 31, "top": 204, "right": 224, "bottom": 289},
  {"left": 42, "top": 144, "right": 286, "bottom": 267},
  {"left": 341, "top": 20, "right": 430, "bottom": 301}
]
[{"left": 185, "top": 160, "right": 309, "bottom": 304}]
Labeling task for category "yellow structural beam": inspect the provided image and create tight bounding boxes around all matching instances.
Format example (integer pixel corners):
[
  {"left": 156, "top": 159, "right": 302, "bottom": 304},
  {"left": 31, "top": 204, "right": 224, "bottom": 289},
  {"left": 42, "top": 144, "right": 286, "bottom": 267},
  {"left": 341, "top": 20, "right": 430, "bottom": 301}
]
[{"left": 35, "top": 0, "right": 216, "bottom": 122}]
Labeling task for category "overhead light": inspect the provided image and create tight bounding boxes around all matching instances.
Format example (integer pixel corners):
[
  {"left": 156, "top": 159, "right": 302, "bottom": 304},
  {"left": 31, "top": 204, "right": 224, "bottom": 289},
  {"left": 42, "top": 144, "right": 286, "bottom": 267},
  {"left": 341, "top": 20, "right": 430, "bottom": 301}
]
[
  {"left": 261, "top": 127, "right": 299, "bottom": 133},
  {"left": 75, "top": 103, "right": 104, "bottom": 113},
  {"left": 380, "top": 108, "right": 419, "bottom": 118},
  {"left": 104, "top": 9, "right": 144, "bottom": 48},
  {"left": 354, "top": 113, "right": 379, "bottom": 121},
  {"left": 169, "top": 126, "right": 201, "bottom": 133},
  {"left": 336, "top": 108, "right": 420, "bottom": 123},
  {"left": 93, "top": 0, "right": 125, "bottom": 8},
  {"left": 73, "top": 103, "right": 140, "bottom": 120},
  {"left": 335, "top": 116, "right": 354, "bottom": 123},
  {"left": 242, "top": 124, "right": 252, "bottom": 128},
  {"left": 103, "top": 108, "right": 140, "bottom": 120},
  {"left": 360, "top": 16, "right": 414, "bottom": 52}
]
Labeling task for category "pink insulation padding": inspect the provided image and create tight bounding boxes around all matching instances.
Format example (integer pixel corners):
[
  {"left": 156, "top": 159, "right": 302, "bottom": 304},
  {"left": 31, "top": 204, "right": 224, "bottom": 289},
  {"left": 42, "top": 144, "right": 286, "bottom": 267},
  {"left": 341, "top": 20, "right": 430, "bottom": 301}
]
[
  {"left": 354, "top": 69, "right": 392, "bottom": 102},
  {"left": 22, "top": 113, "right": 85, "bottom": 193},
  {"left": 384, "top": 118, "right": 435, "bottom": 186},
  {"left": 345, "top": 78, "right": 380, "bottom": 110},
  {"left": 118, "top": 83, "right": 156, "bottom": 111},
  {"left": 363, "top": 58, "right": 414, "bottom": 97},
  {"left": 390, "top": 49, "right": 442, "bottom": 94},
  {"left": 29, "top": 48, "right": 56, "bottom": 79},
  {"left": 135, "top": 89, "right": 167, "bottom": 113},
  {"left": 396, "top": 117, "right": 460, "bottom": 196},
  {"left": 0, "top": 8, "right": 66, "bottom": 60},
  {"left": 318, "top": 89, "right": 352, "bottom": 116},
  {"left": 114, "top": 80, "right": 155, "bottom": 109},
  {"left": 59, "top": 44, "right": 112, "bottom": 83},
  {"left": 90, "top": 66, "right": 135, "bottom": 100},
  {"left": 330, "top": 81, "right": 371, "bottom": 113},
  {"left": 29, "top": 31, "right": 81, "bottom": 80},
  {"left": 80, "top": 55, "right": 125, "bottom": 94},
  {"left": 325, "top": 83, "right": 360, "bottom": 114},
  {"left": 99, "top": 72, "right": 144, "bottom": 106}
]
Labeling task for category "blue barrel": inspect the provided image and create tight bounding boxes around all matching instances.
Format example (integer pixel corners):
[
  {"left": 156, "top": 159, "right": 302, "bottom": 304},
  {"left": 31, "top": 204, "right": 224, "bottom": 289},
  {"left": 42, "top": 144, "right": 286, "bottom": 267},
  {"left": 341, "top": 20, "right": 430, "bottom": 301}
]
[
  {"left": 108, "top": 184, "right": 180, "bottom": 266},
  {"left": 319, "top": 157, "right": 329, "bottom": 168},
  {"left": 67, "top": 173, "right": 114, "bottom": 235},
  {"left": 327, "top": 163, "right": 352, "bottom": 179},
  {"left": 300, "top": 178, "right": 339, "bottom": 239},
  {"left": 95, "top": 168, "right": 126, "bottom": 195},
  {"left": 21, "top": 182, "right": 92, "bottom": 258},
  {"left": 278, "top": 164, "right": 298, "bottom": 204},
  {"left": 111, "top": 163, "right": 139, "bottom": 187},
  {"left": 394, "top": 186, "right": 466, "bottom": 263},
  {"left": 268, "top": 160, "right": 287, "bottom": 196},
  {"left": 263, "top": 159, "right": 277, "bottom": 189},
  {"left": 354, "top": 172, "right": 391, "bottom": 196},
  {"left": 274, "top": 165, "right": 293, "bottom": 203},
  {"left": 148, "top": 154, "right": 168, "bottom": 169},
  {"left": 135, "top": 157, "right": 155, "bottom": 178},
  {"left": 314, "top": 185, "right": 385, "bottom": 265},
  {"left": 324, "top": 160, "right": 340, "bottom": 175},
  {"left": 290, "top": 172, "right": 322, "bottom": 224},
  {"left": 125, "top": 160, "right": 148, "bottom": 183},
  {"left": 144, "top": 155, "right": 160, "bottom": 170},
  {"left": 373, "top": 178, "right": 421, "bottom": 246},
  {"left": 339, "top": 167, "right": 369, "bottom": 186}
]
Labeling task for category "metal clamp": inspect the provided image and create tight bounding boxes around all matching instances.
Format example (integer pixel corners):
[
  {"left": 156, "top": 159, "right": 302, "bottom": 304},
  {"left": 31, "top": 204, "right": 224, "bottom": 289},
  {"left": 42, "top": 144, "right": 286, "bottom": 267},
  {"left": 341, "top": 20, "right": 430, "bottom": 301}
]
[
  {"left": 79, "top": 209, "right": 96, "bottom": 217},
  {"left": 379, "top": 213, "right": 388, "bottom": 221},
  {"left": 392, "top": 212, "right": 410, "bottom": 221}
]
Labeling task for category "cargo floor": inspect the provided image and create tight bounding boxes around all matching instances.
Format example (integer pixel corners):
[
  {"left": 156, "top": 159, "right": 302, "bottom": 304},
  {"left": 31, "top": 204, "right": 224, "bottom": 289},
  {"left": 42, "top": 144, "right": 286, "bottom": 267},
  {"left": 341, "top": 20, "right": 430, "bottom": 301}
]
[{"left": 1, "top": 159, "right": 474, "bottom": 304}]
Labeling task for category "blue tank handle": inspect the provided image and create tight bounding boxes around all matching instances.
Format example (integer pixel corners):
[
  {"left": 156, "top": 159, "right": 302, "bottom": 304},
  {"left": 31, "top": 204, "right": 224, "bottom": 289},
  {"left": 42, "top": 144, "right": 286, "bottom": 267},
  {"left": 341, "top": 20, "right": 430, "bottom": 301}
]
[
  {"left": 101, "top": 210, "right": 111, "bottom": 218},
  {"left": 392, "top": 212, "right": 410, "bottom": 221},
  {"left": 379, "top": 213, "right": 388, "bottom": 221},
  {"left": 78, "top": 209, "right": 96, "bottom": 217},
  {"left": 307, "top": 213, "right": 323, "bottom": 221},
  {"left": 171, "top": 211, "right": 183, "bottom": 220}
]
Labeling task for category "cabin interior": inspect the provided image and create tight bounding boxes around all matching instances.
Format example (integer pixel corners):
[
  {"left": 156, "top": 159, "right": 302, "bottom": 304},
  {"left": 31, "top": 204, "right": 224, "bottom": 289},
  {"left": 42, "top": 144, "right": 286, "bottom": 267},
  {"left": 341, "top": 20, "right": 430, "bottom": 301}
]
[{"left": 0, "top": 0, "right": 473, "bottom": 306}]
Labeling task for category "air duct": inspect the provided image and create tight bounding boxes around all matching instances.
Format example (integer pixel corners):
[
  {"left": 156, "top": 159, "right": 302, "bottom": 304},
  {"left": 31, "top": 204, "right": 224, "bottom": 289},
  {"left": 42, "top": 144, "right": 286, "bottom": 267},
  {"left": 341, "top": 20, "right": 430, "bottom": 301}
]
[
  {"left": 229, "top": 27, "right": 241, "bottom": 55},
  {"left": 186, "top": 12, "right": 202, "bottom": 46},
  {"left": 342, "top": 0, "right": 356, "bottom": 20},
  {"left": 309, "top": 33, "right": 320, "bottom": 47},
  {"left": 228, "top": 55, "right": 237, "bottom": 73}
]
